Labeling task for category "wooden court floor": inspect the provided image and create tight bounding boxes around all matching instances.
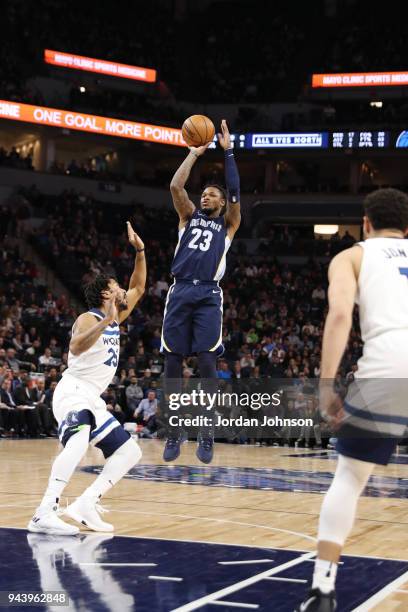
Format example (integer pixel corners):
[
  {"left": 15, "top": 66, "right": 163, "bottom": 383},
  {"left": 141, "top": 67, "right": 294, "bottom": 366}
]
[{"left": 0, "top": 438, "right": 407, "bottom": 611}]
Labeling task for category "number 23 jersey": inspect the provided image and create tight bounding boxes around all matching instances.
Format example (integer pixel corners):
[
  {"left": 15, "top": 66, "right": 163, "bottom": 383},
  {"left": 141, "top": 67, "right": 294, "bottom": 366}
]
[
  {"left": 171, "top": 210, "right": 231, "bottom": 281},
  {"left": 64, "top": 308, "right": 120, "bottom": 394}
]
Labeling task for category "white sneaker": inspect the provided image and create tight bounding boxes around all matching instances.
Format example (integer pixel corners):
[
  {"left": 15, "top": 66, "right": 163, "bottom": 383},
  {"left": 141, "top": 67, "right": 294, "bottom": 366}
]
[
  {"left": 64, "top": 495, "right": 114, "bottom": 532},
  {"left": 27, "top": 504, "right": 79, "bottom": 536}
]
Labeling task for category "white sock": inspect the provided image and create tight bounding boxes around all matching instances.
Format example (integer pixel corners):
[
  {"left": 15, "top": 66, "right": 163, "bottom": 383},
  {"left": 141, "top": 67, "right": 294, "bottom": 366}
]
[
  {"left": 39, "top": 426, "right": 90, "bottom": 510},
  {"left": 312, "top": 558, "right": 338, "bottom": 594},
  {"left": 82, "top": 437, "right": 142, "bottom": 499}
]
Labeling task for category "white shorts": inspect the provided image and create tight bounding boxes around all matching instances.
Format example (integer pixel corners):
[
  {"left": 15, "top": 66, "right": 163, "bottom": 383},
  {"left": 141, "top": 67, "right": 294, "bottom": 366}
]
[
  {"left": 53, "top": 373, "right": 129, "bottom": 458},
  {"left": 345, "top": 333, "right": 408, "bottom": 437}
]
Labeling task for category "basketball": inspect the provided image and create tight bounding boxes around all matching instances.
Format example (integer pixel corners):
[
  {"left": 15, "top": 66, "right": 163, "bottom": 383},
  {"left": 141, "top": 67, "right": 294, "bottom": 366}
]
[{"left": 181, "top": 115, "right": 215, "bottom": 147}]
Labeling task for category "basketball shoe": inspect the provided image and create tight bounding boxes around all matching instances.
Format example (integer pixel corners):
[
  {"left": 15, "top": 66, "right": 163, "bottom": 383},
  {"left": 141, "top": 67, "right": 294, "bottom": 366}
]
[
  {"left": 196, "top": 432, "right": 214, "bottom": 464},
  {"left": 295, "top": 588, "right": 337, "bottom": 611},
  {"left": 163, "top": 433, "right": 183, "bottom": 461},
  {"left": 64, "top": 493, "right": 113, "bottom": 532},
  {"left": 28, "top": 501, "right": 79, "bottom": 535}
]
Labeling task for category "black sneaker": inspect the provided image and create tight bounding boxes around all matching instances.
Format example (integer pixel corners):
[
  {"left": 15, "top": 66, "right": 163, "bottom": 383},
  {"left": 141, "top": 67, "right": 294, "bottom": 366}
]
[
  {"left": 163, "top": 435, "right": 182, "bottom": 462},
  {"left": 295, "top": 588, "right": 337, "bottom": 612},
  {"left": 196, "top": 433, "right": 214, "bottom": 464}
]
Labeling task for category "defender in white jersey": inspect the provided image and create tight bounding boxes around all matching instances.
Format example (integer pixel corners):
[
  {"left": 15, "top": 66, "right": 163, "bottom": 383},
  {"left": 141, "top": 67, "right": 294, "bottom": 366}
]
[
  {"left": 28, "top": 223, "right": 146, "bottom": 536},
  {"left": 297, "top": 188, "right": 408, "bottom": 612}
]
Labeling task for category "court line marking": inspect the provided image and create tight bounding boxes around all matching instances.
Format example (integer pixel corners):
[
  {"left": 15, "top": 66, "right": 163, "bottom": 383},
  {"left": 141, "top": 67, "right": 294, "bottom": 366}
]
[
  {"left": 170, "top": 551, "right": 315, "bottom": 612},
  {"left": 148, "top": 576, "right": 183, "bottom": 582},
  {"left": 110, "top": 508, "right": 318, "bottom": 543},
  {"left": 2, "top": 525, "right": 408, "bottom": 564},
  {"left": 2, "top": 491, "right": 408, "bottom": 529},
  {"left": 79, "top": 562, "right": 157, "bottom": 567},
  {"left": 218, "top": 559, "right": 274, "bottom": 566},
  {"left": 351, "top": 569, "right": 408, "bottom": 611},
  {"left": 304, "top": 558, "right": 344, "bottom": 565},
  {"left": 210, "top": 602, "right": 259, "bottom": 609},
  {"left": 264, "top": 577, "right": 307, "bottom": 583}
]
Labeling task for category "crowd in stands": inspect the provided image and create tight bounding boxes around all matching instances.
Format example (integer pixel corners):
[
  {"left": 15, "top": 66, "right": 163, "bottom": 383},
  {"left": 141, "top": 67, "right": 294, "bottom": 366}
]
[
  {"left": 0, "top": 147, "right": 34, "bottom": 171},
  {"left": 0, "top": 237, "right": 67, "bottom": 437},
  {"left": 49, "top": 158, "right": 126, "bottom": 183}
]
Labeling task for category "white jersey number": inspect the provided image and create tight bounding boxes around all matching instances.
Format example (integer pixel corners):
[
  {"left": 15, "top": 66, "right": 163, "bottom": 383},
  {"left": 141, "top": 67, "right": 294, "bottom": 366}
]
[
  {"left": 104, "top": 348, "right": 118, "bottom": 368},
  {"left": 399, "top": 267, "right": 408, "bottom": 282},
  {"left": 188, "top": 228, "right": 213, "bottom": 252}
]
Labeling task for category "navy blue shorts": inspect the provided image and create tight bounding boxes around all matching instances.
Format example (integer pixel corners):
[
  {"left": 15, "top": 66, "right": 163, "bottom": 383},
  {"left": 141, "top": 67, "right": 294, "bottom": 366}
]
[
  {"left": 336, "top": 423, "right": 399, "bottom": 465},
  {"left": 161, "top": 280, "right": 224, "bottom": 356},
  {"left": 59, "top": 408, "right": 130, "bottom": 459}
]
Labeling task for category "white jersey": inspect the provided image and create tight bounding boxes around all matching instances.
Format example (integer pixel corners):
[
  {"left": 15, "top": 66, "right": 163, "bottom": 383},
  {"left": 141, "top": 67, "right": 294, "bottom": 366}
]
[
  {"left": 356, "top": 237, "right": 408, "bottom": 343},
  {"left": 345, "top": 237, "right": 408, "bottom": 436},
  {"left": 63, "top": 308, "right": 120, "bottom": 394}
]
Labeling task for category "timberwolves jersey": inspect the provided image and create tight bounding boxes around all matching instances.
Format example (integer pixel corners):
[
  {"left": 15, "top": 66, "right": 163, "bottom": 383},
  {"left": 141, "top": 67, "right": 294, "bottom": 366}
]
[
  {"left": 356, "top": 238, "right": 408, "bottom": 343},
  {"left": 343, "top": 238, "right": 408, "bottom": 438},
  {"left": 171, "top": 210, "right": 231, "bottom": 281},
  {"left": 64, "top": 308, "right": 120, "bottom": 394}
]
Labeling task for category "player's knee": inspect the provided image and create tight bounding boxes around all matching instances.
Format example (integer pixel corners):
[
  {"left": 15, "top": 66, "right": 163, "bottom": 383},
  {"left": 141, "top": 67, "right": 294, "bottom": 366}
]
[
  {"left": 337, "top": 454, "right": 374, "bottom": 492},
  {"left": 63, "top": 424, "right": 91, "bottom": 456},
  {"left": 114, "top": 436, "right": 142, "bottom": 468},
  {"left": 164, "top": 352, "right": 183, "bottom": 378},
  {"left": 61, "top": 408, "right": 94, "bottom": 448},
  {"left": 197, "top": 351, "right": 217, "bottom": 378}
]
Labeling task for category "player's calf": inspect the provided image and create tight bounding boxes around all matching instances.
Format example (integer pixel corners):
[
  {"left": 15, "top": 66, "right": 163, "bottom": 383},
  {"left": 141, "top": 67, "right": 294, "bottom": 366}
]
[{"left": 65, "top": 436, "right": 141, "bottom": 532}]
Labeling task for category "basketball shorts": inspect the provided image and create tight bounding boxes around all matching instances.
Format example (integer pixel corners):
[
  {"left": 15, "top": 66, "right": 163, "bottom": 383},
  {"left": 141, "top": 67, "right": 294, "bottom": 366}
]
[
  {"left": 336, "top": 423, "right": 400, "bottom": 465},
  {"left": 53, "top": 373, "right": 130, "bottom": 458},
  {"left": 160, "top": 279, "right": 224, "bottom": 356}
]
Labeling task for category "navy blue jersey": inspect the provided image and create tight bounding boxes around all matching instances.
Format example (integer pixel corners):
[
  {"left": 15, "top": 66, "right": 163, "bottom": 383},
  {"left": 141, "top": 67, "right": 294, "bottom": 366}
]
[{"left": 171, "top": 210, "right": 231, "bottom": 281}]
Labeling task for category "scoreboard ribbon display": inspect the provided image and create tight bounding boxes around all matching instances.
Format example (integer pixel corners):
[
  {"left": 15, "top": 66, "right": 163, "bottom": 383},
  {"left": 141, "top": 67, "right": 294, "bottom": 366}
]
[
  {"left": 332, "top": 131, "right": 389, "bottom": 148},
  {"left": 0, "top": 100, "right": 184, "bottom": 146},
  {"left": 249, "top": 133, "right": 328, "bottom": 148},
  {"left": 0, "top": 100, "right": 394, "bottom": 149},
  {"left": 44, "top": 50, "right": 157, "bottom": 83},
  {"left": 312, "top": 71, "right": 408, "bottom": 88}
]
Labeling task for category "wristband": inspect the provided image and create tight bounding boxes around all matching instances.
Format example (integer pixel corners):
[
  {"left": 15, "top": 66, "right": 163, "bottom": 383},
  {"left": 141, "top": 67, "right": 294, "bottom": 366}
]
[
  {"left": 224, "top": 148, "right": 240, "bottom": 203},
  {"left": 136, "top": 248, "right": 145, "bottom": 252}
]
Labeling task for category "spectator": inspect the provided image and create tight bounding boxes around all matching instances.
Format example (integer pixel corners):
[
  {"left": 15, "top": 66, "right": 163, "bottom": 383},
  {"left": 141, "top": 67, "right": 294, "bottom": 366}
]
[
  {"left": 125, "top": 376, "right": 144, "bottom": 414},
  {"left": 217, "top": 360, "right": 232, "bottom": 380},
  {"left": 0, "top": 379, "right": 21, "bottom": 435},
  {"left": 134, "top": 390, "right": 158, "bottom": 436},
  {"left": 38, "top": 347, "right": 59, "bottom": 370},
  {"left": 13, "top": 378, "right": 43, "bottom": 437}
]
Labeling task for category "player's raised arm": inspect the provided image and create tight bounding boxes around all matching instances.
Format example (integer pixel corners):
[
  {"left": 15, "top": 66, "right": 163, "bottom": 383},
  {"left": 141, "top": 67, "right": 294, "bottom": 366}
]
[
  {"left": 118, "top": 222, "right": 146, "bottom": 323},
  {"left": 218, "top": 120, "right": 241, "bottom": 239},
  {"left": 170, "top": 143, "right": 210, "bottom": 226}
]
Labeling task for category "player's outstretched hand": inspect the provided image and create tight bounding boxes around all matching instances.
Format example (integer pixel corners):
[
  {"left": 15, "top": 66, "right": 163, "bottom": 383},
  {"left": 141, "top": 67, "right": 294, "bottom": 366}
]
[
  {"left": 188, "top": 142, "right": 211, "bottom": 157},
  {"left": 217, "top": 119, "right": 231, "bottom": 150},
  {"left": 127, "top": 221, "right": 144, "bottom": 250}
]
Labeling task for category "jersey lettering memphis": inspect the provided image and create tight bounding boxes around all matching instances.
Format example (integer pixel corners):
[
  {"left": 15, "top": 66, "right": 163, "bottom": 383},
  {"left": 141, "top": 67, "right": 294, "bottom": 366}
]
[{"left": 171, "top": 210, "right": 231, "bottom": 282}]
